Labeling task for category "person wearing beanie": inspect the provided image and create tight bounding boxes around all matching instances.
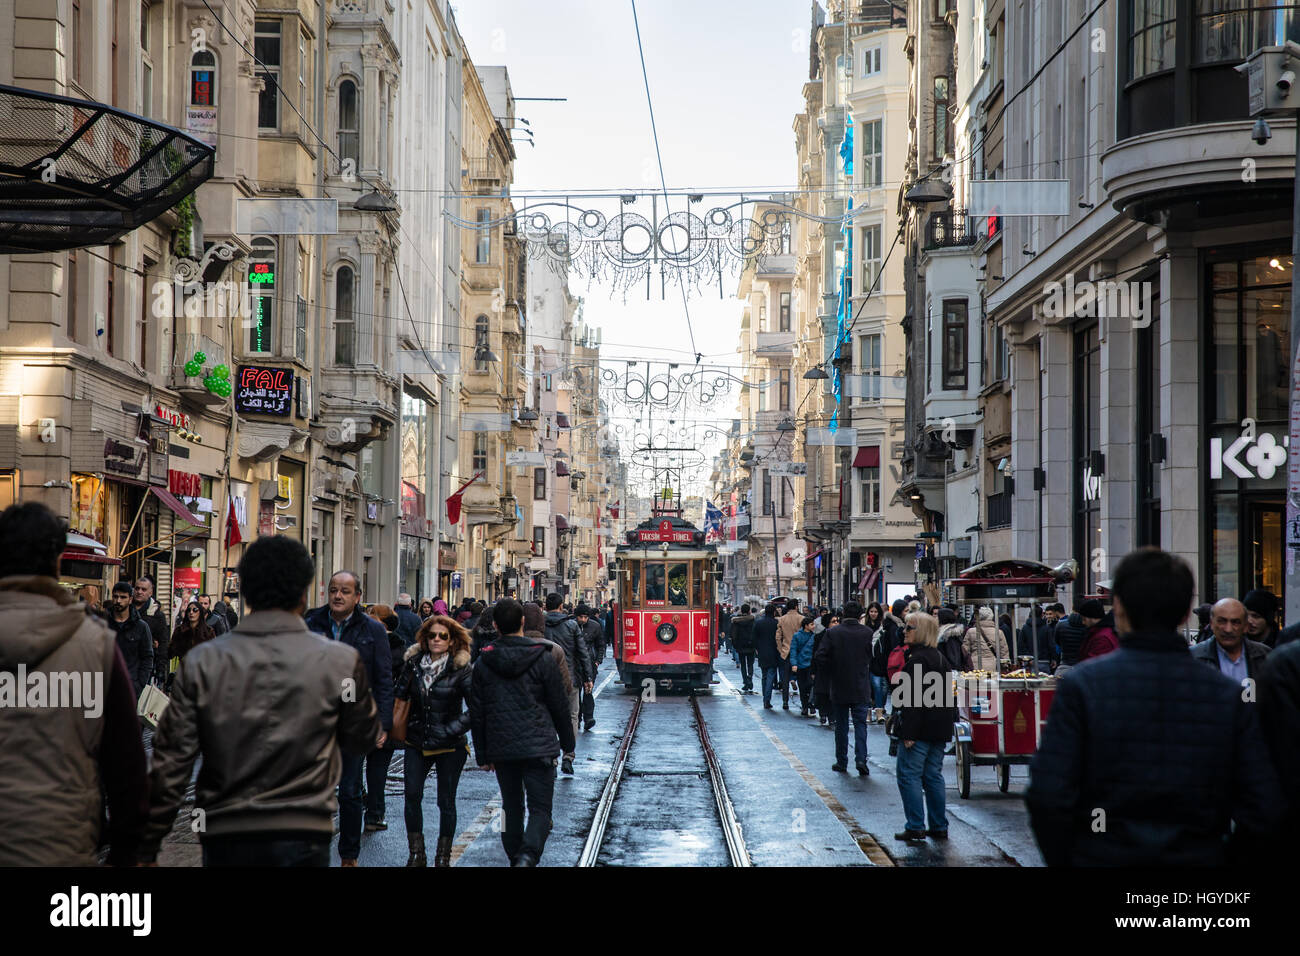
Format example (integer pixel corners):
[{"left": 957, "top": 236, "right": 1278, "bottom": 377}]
[
  {"left": 1242, "top": 589, "right": 1280, "bottom": 648},
  {"left": 1078, "top": 599, "right": 1119, "bottom": 662}
]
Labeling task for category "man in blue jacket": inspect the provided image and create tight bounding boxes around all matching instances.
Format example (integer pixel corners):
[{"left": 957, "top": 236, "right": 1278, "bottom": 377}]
[{"left": 305, "top": 571, "right": 393, "bottom": 866}]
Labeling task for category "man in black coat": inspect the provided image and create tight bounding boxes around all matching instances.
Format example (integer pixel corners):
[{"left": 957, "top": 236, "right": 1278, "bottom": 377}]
[
  {"left": 393, "top": 593, "right": 422, "bottom": 646},
  {"left": 754, "top": 603, "right": 783, "bottom": 709},
  {"left": 108, "top": 581, "right": 153, "bottom": 696},
  {"left": 1258, "top": 640, "right": 1300, "bottom": 852},
  {"left": 543, "top": 593, "right": 592, "bottom": 775},
  {"left": 574, "top": 603, "right": 604, "bottom": 732},
  {"left": 1027, "top": 548, "right": 1283, "bottom": 866},
  {"left": 1052, "top": 608, "right": 1088, "bottom": 674},
  {"left": 304, "top": 571, "right": 393, "bottom": 866},
  {"left": 814, "top": 601, "right": 873, "bottom": 776},
  {"left": 131, "top": 576, "right": 169, "bottom": 684},
  {"left": 470, "top": 598, "right": 575, "bottom": 867},
  {"left": 730, "top": 604, "right": 757, "bottom": 693}
]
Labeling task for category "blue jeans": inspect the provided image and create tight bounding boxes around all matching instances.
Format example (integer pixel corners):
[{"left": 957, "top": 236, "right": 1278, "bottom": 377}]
[
  {"left": 762, "top": 663, "right": 788, "bottom": 706},
  {"left": 870, "top": 674, "right": 888, "bottom": 710},
  {"left": 833, "top": 701, "right": 871, "bottom": 766},
  {"left": 338, "top": 752, "right": 366, "bottom": 861},
  {"left": 896, "top": 739, "right": 947, "bottom": 833}
]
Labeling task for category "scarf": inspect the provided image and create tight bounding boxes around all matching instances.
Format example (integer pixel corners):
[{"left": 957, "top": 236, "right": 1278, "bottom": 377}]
[{"left": 419, "top": 651, "right": 449, "bottom": 694}]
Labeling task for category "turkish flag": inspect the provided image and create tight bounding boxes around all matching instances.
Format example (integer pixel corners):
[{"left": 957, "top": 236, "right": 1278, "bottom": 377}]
[
  {"left": 446, "top": 491, "right": 464, "bottom": 526},
  {"left": 610, "top": 500, "right": 620, "bottom": 518},
  {"left": 225, "top": 500, "right": 243, "bottom": 548}
]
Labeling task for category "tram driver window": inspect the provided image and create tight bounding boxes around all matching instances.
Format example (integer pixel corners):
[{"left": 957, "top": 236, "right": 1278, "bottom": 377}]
[
  {"left": 667, "top": 563, "right": 689, "bottom": 606},
  {"left": 645, "top": 563, "right": 666, "bottom": 603},
  {"left": 628, "top": 566, "right": 641, "bottom": 607}
]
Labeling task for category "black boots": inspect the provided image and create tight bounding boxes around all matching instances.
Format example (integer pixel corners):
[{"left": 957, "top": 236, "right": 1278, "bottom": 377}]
[
  {"left": 406, "top": 833, "right": 427, "bottom": 867},
  {"left": 434, "top": 835, "right": 453, "bottom": 868}
]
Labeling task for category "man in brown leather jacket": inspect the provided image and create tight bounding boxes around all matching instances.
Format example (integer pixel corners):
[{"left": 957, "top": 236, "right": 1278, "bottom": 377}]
[{"left": 138, "top": 535, "right": 381, "bottom": 866}]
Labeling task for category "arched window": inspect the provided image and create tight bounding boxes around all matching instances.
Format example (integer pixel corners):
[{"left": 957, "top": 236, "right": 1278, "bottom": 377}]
[
  {"left": 474, "top": 314, "right": 490, "bottom": 371},
  {"left": 248, "top": 237, "right": 276, "bottom": 354},
  {"left": 335, "top": 265, "right": 355, "bottom": 366},
  {"left": 190, "top": 50, "right": 216, "bottom": 107},
  {"left": 338, "top": 79, "right": 359, "bottom": 166}
]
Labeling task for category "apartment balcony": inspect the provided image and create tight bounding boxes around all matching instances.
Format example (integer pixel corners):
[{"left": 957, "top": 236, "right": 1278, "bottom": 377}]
[
  {"left": 755, "top": 330, "right": 796, "bottom": 355},
  {"left": 757, "top": 254, "right": 796, "bottom": 276},
  {"left": 923, "top": 208, "right": 980, "bottom": 251},
  {"left": 466, "top": 155, "right": 504, "bottom": 192},
  {"left": 1101, "top": 118, "right": 1296, "bottom": 229},
  {"left": 169, "top": 332, "right": 226, "bottom": 407}
]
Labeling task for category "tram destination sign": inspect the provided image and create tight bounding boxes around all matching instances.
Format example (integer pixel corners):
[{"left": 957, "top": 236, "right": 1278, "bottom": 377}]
[{"left": 632, "top": 520, "right": 698, "bottom": 544}]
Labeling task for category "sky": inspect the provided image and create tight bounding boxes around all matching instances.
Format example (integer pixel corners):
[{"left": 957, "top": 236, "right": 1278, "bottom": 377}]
[{"left": 453, "top": 0, "right": 815, "bottom": 492}]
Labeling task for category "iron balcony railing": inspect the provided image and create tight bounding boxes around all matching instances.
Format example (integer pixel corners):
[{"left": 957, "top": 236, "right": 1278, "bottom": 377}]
[{"left": 924, "top": 208, "right": 981, "bottom": 250}]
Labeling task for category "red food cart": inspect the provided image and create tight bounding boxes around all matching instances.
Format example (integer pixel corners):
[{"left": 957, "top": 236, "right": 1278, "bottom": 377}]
[{"left": 945, "top": 558, "right": 1074, "bottom": 798}]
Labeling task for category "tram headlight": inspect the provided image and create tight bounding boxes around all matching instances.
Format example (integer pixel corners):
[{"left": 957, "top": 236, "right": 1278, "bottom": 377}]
[{"left": 656, "top": 622, "right": 677, "bottom": 645}]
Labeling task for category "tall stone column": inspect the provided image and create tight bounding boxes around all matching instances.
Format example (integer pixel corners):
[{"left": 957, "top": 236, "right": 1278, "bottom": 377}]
[
  {"left": 1160, "top": 246, "right": 1201, "bottom": 598},
  {"left": 1039, "top": 322, "right": 1072, "bottom": 566},
  {"left": 1101, "top": 297, "right": 1136, "bottom": 570},
  {"left": 1010, "top": 338, "right": 1041, "bottom": 559}
]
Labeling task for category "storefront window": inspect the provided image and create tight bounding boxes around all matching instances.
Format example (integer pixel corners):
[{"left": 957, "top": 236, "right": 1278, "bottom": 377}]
[
  {"left": 70, "top": 474, "right": 107, "bottom": 543},
  {"left": 1205, "top": 249, "right": 1293, "bottom": 604},
  {"left": 1074, "top": 324, "right": 1102, "bottom": 599}
]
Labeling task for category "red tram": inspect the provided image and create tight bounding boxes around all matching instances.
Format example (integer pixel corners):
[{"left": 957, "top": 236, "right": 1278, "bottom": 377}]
[{"left": 613, "top": 514, "right": 719, "bottom": 691}]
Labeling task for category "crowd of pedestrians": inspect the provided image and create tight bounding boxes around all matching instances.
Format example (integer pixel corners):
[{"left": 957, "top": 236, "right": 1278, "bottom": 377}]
[{"left": 2, "top": 495, "right": 1298, "bottom": 868}]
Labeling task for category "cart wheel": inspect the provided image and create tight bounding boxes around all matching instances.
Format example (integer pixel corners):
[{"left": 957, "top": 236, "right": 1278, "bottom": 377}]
[
  {"left": 997, "top": 762, "right": 1011, "bottom": 793},
  {"left": 956, "top": 741, "right": 971, "bottom": 799}
]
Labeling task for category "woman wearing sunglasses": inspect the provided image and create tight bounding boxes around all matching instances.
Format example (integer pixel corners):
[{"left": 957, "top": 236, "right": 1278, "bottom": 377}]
[
  {"left": 893, "top": 612, "right": 953, "bottom": 843},
  {"left": 168, "top": 601, "right": 216, "bottom": 691},
  {"left": 394, "top": 615, "right": 473, "bottom": 867}
]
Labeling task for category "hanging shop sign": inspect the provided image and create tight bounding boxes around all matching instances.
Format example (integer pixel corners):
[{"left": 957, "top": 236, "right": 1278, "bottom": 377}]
[
  {"left": 168, "top": 470, "right": 201, "bottom": 498},
  {"left": 103, "top": 436, "right": 146, "bottom": 478},
  {"left": 235, "top": 365, "right": 294, "bottom": 417},
  {"left": 153, "top": 404, "right": 192, "bottom": 430},
  {"left": 1210, "top": 424, "right": 1289, "bottom": 481}
]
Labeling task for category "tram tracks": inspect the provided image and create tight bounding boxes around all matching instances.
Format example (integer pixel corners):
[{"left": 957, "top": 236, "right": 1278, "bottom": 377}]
[{"left": 578, "top": 693, "right": 751, "bottom": 867}]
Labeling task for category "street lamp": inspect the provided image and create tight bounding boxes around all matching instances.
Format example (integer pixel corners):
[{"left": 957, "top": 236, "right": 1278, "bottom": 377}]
[
  {"left": 803, "top": 366, "right": 829, "bottom": 380},
  {"left": 354, "top": 190, "right": 397, "bottom": 212}
]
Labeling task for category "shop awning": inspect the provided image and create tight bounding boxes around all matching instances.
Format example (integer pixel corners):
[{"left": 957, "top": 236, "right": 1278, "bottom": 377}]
[
  {"left": 150, "top": 486, "right": 203, "bottom": 526},
  {"left": 555, "top": 460, "right": 570, "bottom": 477},
  {"left": 555, "top": 515, "right": 569, "bottom": 531},
  {"left": 60, "top": 549, "right": 122, "bottom": 567},
  {"left": 852, "top": 446, "right": 880, "bottom": 469}
]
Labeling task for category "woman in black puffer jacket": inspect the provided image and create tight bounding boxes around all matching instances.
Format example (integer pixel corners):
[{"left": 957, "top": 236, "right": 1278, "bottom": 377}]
[{"left": 395, "top": 614, "right": 473, "bottom": 867}]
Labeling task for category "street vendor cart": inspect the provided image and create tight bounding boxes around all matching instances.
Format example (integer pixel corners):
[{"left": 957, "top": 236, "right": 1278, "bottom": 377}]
[{"left": 945, "top": 558, "right": 1074, "bottom": 798}]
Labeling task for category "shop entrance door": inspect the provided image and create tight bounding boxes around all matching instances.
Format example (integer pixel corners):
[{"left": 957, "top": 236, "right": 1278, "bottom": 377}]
[{"left": 1246, "top": 499, "right": 1284, "bottom": 599}]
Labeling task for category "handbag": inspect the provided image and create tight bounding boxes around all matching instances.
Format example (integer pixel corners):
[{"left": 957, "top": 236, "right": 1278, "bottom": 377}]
[
  {"left": 391, "top": 696, "right": 411, "bottom": 745},
  {"left": 136, "top": 681, "right": 169, "bottom": 729}
]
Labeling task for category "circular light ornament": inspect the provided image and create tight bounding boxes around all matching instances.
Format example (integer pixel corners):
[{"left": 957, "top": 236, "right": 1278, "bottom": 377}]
[{"left": 656, "top": 622, "right": 677, "bottom": 645}]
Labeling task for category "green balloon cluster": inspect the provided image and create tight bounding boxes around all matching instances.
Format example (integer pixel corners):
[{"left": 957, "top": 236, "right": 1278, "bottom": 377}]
[
  {"left": 183, "top": 350, "right": 208, "bottom": 378},
  {"left": 212, "top": 364, "right": 230, "bottom": 382},
  {"left": 204, "top": 375, "right": 233, "bottom": 398}
]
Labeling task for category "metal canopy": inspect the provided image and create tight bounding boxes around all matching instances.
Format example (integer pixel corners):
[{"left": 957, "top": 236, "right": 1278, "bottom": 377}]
[{"left": 0, "top": 83, "right": 214, "bottom": 253}]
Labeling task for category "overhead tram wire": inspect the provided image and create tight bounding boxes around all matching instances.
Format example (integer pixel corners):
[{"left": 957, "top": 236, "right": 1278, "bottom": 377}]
[{"left": 630, "top": 0, "right": 700, "bottom": 365}]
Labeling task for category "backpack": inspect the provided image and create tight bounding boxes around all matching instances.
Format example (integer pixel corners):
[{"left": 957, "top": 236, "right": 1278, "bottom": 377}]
[{"left": 886, "top": 642, "right": 907, "bottom": 680}]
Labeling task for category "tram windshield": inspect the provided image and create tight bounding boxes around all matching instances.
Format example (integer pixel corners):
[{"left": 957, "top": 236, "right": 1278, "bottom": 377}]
[
  {"left": 666, "top": 563, "right": 688, "bottom": 605},
  {"left": 645, "top": 563, "right": 666, "bottom": 602}
]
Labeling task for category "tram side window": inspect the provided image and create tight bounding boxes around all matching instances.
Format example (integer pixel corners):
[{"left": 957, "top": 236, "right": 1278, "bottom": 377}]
[
  {"left": 626, "top": 565, "right": 640, "bottom": 608},
  {"left": 667, "top": 562, "right": 689, "bottom": 606},
  {"left": 645, "top": 563, "right": 665, "bottom": 603},
  {"left": 693, "top": 561, "right": 709, "bottom": 607}
]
